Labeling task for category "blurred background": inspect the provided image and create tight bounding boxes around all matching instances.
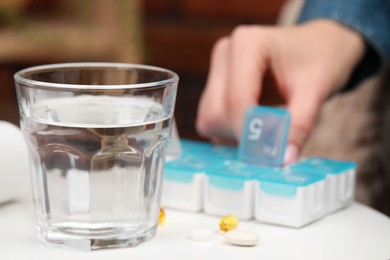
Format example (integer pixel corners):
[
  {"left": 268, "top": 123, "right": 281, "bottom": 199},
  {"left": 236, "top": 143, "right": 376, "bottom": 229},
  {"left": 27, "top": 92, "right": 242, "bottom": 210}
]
[
  {"left": 1, "top": 0, "right": 388, "bottom": 214},
  {"left": 0, "top": 0, "right": 286, "bottom": 139}
]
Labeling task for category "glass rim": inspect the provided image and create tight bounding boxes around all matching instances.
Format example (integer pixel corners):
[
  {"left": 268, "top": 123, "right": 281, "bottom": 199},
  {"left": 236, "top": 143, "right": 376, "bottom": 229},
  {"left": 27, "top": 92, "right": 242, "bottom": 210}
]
[{"left": 14, "top": 62, "right": 179, "bottom": 90}]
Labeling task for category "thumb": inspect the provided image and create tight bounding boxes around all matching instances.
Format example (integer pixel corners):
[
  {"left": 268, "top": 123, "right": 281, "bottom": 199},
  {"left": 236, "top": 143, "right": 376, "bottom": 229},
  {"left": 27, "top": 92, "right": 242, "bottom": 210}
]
[{"left": 284, "top": 88, "right": 324, "bottom": 165}]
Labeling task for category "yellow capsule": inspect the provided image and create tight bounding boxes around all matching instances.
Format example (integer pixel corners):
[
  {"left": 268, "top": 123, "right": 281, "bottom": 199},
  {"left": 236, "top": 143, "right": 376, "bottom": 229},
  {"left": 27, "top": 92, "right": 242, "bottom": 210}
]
[
  {"left": 219, "top": 215, "right": 239, "bottom": 232},
  {"left": 158, "top": 207, "right": 165, "bottom": 226}
]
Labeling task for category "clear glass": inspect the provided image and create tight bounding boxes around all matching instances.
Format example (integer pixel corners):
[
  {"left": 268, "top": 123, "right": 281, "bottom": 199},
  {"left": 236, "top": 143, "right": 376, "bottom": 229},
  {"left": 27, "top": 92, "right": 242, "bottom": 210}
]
[{"left": 14, "top": 63, "right": 178, "bottom": 250}]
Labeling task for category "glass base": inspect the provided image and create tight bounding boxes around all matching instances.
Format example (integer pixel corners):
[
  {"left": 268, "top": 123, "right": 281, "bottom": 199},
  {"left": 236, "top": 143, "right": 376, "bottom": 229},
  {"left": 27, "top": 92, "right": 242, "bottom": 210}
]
[{"left": 37, "top": 224, "right": 157, "bottom": 251}]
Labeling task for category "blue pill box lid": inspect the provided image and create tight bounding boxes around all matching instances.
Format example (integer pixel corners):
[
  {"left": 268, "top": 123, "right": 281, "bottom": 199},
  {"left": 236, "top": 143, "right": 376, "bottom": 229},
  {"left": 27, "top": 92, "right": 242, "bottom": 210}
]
[
  {"left": 254, "top": 167, "right": 326, "bottom": 197},
  {"left": 206, "top": 161, "right": 273, "bottom": 190},
  {"left": 201, "top": 145, "right": 238, "bottom": 161},
  {"left": 164, "top": 153, "right": 225, "bottom": 183},
  {"left": 180, "top": 139, "right": 212, "bottom": 154},
  {"left": 238, "top": 106, "right": 290, "bottom": 167},
  {"left": 181, "top": 139, "right": 238, "bottom": 160},
  {"left": 290, "top": 157, "right": 357, "bottom": 175}
]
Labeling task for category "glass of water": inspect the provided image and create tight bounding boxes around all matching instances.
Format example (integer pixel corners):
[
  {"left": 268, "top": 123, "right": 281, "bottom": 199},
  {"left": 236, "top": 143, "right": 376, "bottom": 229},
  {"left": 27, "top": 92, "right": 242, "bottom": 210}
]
[{"left": 14, "top": 63, "right": 178, "bottom": 250}]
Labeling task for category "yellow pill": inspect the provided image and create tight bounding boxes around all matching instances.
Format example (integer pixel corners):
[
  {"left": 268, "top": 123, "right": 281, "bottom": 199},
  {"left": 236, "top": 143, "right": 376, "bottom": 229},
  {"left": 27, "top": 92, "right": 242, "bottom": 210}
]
[
  {"left": 158, "top": 207, "right": 165, "bottom": 226},
  {"left": 219, "top": 215, "right": 239, "bottom": 232}
]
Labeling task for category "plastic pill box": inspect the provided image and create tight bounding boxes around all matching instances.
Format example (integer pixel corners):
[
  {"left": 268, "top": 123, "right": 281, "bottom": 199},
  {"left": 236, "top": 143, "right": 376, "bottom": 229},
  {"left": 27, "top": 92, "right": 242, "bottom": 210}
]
[
  {"left": 162, "top": 140, "right": 227, "bottom": 212},
  {"left": 162, "top": 106, "right": 357, "bottom": 227},
  {"left": 204, "top": 161, "right": 273, "bottom": 220},
  {"left": 290, "top": 157, "right": 357, "bottom": 212},
  {"left": 163, "top": 155, "right": 215, "bottom": 212},
  {"left": 162, "top": 139, "right": 357, "bottom": 227},
  {"left": 253, "top": 167, "right": 328, "bottom": 227}
]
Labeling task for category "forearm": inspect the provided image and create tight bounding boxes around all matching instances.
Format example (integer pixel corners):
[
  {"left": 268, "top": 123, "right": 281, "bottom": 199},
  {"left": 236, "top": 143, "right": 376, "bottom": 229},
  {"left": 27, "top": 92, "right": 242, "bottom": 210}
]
[{"left": 298, "top": 0, "right": 390, "bottom": 89}]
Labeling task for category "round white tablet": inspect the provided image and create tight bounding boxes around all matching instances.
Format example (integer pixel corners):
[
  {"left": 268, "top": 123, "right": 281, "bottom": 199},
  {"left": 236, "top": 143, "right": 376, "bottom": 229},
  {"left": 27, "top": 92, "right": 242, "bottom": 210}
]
[
  {"left": 225, "top": 230, "right": 259, "bottom": 246},
  {"left": 188, "top": 228, "right": 215, "bottom": 242}
]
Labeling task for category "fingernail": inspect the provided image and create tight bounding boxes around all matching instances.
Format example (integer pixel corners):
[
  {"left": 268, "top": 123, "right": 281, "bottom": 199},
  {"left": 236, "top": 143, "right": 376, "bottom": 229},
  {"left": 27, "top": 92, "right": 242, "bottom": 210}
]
[{"left": 283, "top": 143, "right": 299, "bottom": 165}]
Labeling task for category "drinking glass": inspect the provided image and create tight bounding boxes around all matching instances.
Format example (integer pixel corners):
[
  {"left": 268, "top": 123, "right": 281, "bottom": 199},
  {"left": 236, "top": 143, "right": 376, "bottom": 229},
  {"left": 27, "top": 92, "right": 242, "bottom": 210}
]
[{"left": 14, "top": 63, "right": 178, "bottom": 250}]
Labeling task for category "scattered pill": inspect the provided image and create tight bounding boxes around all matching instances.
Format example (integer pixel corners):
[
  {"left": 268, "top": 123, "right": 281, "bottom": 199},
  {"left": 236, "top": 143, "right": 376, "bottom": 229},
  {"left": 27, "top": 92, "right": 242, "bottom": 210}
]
[
  {"left": 188, "top": 228, "right": 215, "bottom": 242},
  {"left": 219, "top": 215, "right": 239, "bottom": 232},
  {"left": 225, "top": 230, "right": 259, "bottom": 246},
  {"left": 158, "top": 207, "right": 165, "bottom": 225}
]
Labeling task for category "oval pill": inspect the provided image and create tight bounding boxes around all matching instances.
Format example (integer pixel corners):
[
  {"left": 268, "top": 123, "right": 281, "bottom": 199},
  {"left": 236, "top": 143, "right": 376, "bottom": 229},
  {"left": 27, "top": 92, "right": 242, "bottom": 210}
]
[
  {"left": 189, "top": 228, "right": 215, "bottom": 242},
  {"left": 225, "top": 230, "right": 259, "bottom": 246}
]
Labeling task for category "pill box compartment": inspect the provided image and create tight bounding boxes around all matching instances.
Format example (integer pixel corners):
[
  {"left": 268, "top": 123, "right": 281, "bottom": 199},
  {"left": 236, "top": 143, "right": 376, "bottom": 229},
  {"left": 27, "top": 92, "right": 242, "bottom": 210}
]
[
  {"left": 162, "top": 138, "right": 357, "bottom": 228},
  {"left": 254, "top": 168, "right": 328, "bottom": 228},
  {"left": 204, "top": 161, "right": 273, "bottom": 220},
  {"left": 162, "top": 140, "right": 224, "bottom": 212},
  {"left": 291, "top": 157, "right": 357, "bottom": 212}
]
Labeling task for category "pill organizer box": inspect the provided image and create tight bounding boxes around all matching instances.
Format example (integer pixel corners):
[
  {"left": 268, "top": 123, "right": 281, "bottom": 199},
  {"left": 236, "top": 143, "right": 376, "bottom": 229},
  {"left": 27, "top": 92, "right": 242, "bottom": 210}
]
[
  {"left": 162, "top": 140, "right": 227, "bottom": 212},
  {"left": 204, "top": 161, "right": 273, "bottom": 220},
  {"left": 290, "top": 157, "right": 357, "bottom": 212},
  {"left": 162, "top": 106, "right": 357, "bottom": 227},
  {"left": 162, "top": 139, "right": 357, "bottom": 228},
  {"left": 253, "top": 168, "right": 328, "bottom": 227},
  {"left": 163, "top": 154, "right": 213, "bottom": 212}
]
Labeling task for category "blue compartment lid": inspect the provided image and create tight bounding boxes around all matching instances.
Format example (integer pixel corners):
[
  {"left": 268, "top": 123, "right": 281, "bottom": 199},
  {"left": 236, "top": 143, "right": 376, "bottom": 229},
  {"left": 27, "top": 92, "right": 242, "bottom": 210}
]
[
  {"left": 206, "top": 161, "right": 273, "bottom": 180},
  {"left": 291, "top": 157, "right": 357, "bottom": 175},
  {"left": 256, "top": 168, "right": 326, "bottom": 197},
  {"left": 180, "top": 139, "right": 212, "bottom": 154},
  {"left": 164, "top": 153, "right": 225, "bottom": 183},
  {"left": 164, "top": 169, "right": 198, "bottom": 183},
  {"left": 181, "top": 139, "right": 238, "bottom": 160},
  {"left": 254, "top": 167, "right": 326, "bottom": 187},
  {"left": 201, "top": 145, "right": 238, "bottom": 160},
  {"left": 250, "top": 106, "right": 290, "bottom": 115},
  {"left": 206, "top": 161, "right": 274, "bottom": 190},
  {"left": 238, "top": 105, "right": 290, "bottom": 167}
]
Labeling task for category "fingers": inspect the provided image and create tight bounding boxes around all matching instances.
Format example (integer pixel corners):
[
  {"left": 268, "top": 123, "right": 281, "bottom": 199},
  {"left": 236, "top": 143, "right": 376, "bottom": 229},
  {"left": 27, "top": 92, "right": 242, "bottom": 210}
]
[
  {"left": 284, "top": 86, "right": 324, "bottom": 164},
  {"left": 196, "top": 37, "right": 233, "bottom": 140},
  {"left": 198, "top": 25, "right": 324, "bottom": 164},
  {"left": 197, "top": 21, "right": 361, "bottom": 163},
  {"left": 197, "top": 26, "right": 271, "bottom": 144},
  {"left": 197, "top": 26, "right": 270, "bottom": 142},
  {"left": 226, "top": 26, "right": 268, "bottom": 140}
]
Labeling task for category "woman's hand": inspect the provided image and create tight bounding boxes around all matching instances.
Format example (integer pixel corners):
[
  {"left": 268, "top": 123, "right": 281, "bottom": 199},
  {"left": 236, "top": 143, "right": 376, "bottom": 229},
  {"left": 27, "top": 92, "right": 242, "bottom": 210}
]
[{"left": 196, "top": 20, "right": 365, "bottom": 164}]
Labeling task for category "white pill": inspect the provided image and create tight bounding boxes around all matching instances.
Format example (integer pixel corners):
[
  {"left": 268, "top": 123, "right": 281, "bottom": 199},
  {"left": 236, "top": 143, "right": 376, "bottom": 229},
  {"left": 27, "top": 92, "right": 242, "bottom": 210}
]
[
  {"left": 225, "top": 230, "right": 259, "bottom": 246},
  {"left": 188, "top": 228, "right": 215, "bottom": 242}
]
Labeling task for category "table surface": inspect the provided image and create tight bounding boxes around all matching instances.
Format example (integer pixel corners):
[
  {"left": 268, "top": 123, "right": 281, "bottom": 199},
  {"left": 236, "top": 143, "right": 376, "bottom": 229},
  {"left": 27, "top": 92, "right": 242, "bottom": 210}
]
[{"left": 1, "top": 195, "right": 390, "bottom": 260}]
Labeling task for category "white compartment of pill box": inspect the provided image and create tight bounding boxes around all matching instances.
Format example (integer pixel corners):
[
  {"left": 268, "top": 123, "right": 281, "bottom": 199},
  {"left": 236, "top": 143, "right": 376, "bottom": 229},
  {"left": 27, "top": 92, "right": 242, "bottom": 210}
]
[
  {"left": 162, "top": 140, "right": 223, "bottom": 212},
  {"left": 254, "top": 168, "right": 328, "bottom": 228},
  {"left": 204, "top": 162, "right": 273, "bottom": 220},
  {"left": 291, "top": 157, "right": 357, "bottom": 212},
  {"left": 163, "top": 170, "right": 204, "bottom": 212}
]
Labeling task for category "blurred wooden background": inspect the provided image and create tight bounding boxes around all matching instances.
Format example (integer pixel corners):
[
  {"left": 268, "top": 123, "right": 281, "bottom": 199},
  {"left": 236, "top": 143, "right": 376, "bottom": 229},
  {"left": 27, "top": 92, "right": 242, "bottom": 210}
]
[
  {"left": 2, "top": 0, "right": 389, "bottom": 215},
  {"left": 0, "top": 0, "right": 285, "bottom": 139}
]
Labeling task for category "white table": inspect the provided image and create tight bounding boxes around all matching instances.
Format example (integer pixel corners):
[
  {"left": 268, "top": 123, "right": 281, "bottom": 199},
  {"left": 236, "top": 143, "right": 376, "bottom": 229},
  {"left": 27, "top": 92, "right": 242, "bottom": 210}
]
[
  {"left": 1, "top": 195, "right": 389, "bottom": 260},
  {"left": 2, "top": 122, "right": 389, "bottom": 259}
]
